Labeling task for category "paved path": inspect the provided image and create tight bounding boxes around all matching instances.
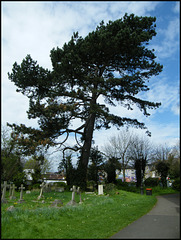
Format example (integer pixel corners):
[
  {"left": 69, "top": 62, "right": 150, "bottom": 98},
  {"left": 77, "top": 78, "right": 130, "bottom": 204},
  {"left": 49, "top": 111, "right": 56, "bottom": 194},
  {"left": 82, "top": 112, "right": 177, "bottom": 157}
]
[{"left": 110, "top": 193, "right": 180, "bottom": 239}]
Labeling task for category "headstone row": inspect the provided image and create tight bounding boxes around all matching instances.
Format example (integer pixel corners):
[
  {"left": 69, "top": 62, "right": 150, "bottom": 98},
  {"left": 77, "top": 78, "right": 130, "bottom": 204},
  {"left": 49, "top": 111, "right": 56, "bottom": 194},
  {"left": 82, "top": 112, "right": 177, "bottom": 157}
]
[{"left": 1, "top": 181, "right": 24, "bottom": 203}]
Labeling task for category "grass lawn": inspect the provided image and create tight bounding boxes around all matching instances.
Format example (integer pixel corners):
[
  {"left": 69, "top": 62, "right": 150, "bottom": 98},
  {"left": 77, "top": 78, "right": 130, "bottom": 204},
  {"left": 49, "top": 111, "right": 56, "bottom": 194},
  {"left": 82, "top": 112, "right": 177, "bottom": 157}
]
[{"left": 1, "top": 187, "right": 177, "bottom": 239}]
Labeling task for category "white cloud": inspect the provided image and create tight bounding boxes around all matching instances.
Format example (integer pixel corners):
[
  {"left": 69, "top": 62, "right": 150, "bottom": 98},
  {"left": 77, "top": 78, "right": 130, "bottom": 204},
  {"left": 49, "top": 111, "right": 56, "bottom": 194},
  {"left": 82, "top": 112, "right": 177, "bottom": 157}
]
[
  {"left": 172, "top": 1, "right": 180, "bottom": 13},
  {"left": 151, "top": 17, "right": 180, "bottom": 59},
  {"left": 1, "top": 2, "right": 179, "bottom": 172}
]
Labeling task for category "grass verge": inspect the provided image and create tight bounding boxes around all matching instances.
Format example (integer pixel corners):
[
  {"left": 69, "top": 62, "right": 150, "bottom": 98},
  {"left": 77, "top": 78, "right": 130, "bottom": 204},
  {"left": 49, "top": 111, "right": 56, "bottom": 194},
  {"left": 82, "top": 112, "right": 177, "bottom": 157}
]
[{"left": 1, "top": 189, "right": 158, "bottom": 239}]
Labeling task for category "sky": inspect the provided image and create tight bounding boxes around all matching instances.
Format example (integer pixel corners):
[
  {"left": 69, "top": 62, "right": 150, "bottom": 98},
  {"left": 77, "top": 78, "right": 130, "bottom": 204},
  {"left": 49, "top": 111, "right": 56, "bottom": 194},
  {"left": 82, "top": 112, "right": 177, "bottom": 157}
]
[{"left": 1, "top": 1, "right": 180, "bottom": 171}]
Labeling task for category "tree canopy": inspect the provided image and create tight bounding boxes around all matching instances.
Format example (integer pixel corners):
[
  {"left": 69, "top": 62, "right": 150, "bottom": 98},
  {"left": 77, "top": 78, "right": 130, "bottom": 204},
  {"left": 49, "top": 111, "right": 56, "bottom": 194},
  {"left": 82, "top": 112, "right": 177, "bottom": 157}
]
[{"left": 7, "top": 13, "right": 163, "bottom": 188}]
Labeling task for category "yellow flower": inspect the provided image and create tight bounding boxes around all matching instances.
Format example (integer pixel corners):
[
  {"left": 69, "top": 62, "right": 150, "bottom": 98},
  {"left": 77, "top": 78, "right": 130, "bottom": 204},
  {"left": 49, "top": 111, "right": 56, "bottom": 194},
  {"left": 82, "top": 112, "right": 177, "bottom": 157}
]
[{"left": 14, "top": 202, "right": 17, "bottom": 205}]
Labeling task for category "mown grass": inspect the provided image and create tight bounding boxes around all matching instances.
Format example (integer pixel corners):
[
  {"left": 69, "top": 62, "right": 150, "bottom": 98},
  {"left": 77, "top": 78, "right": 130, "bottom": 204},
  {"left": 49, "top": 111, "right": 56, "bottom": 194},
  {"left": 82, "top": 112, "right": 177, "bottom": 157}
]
[{"left": 1, "top": 189, "right": 159, "bottom": 239}]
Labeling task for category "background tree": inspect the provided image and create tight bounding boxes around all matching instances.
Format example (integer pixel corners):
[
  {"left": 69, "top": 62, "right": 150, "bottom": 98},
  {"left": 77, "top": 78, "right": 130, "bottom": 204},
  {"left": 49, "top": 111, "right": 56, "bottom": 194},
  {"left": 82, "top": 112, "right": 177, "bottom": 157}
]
[
  {"left": 155, "top": 161, "right": 169, "bottom": 188},
  {"left": 7, "top": 13, "right": 163, "bottom": 189},
  {"left": 1, "top": 125, "right": 26, "bottom": 185},
  {"left": 58, "top": 152, "right": 76, "bottom": 187},
  {"left": 152, "top": 143, "right": 170, "bottom": 162},
  {"left": 128, "top": 134, "right": 152, "bottom": 187},
  {"left": 87, "top": 146, "right": 104, "bottom": 187},
  {"left": 24, "top": 154, "right": 52, "bottom": 174},
  {"left": 102, "top": 129, "right": 133, "bottom": 182},
  {"left": 104, "top": 157, "right": 121, "bottom": 184},
  {"left": 167, "top": 141, "right": 180, "bottom": 179}
]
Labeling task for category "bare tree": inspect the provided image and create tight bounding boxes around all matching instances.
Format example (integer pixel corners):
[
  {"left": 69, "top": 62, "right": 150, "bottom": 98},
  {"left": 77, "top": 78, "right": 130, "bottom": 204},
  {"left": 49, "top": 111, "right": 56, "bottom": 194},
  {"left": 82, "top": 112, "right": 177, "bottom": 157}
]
[
  {"left": 153, "top": 143, "right": 170, "bottom": 162},
  {"left": 102, "top": 128, "right": 133, "bottom": 182},
  {"left": 128, "top": 134, "right": 152, "bottom": 187}
]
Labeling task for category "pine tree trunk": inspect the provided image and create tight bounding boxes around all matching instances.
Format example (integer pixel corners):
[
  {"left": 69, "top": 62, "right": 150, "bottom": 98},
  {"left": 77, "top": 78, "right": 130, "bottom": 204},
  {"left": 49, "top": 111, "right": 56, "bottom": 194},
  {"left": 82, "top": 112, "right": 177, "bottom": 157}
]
[{"left": 78, "top": 113, "right": 96, "bottom": 189}]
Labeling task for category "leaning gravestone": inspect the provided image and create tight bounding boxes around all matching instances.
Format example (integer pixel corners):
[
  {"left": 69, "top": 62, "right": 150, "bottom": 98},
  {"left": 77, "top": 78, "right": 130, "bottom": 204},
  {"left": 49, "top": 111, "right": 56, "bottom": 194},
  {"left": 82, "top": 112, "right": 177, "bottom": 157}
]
[
  {"left": 98, "top": 184, "right": 104, "bottom": 195},
  {"left": 44, "top": 183, "right": 51, "bottom": 193},
  {"left": 18, "top": 184, "right": 25, "bottom": 203},
  {"left": 1, "top": 181, "right": 9, "bottom": 203},
  {"left": 10, "top": 184, "right": 17, "bottom": 200},
  {"left": 37, "top": 182, "right": 46, "bottom": 200}
]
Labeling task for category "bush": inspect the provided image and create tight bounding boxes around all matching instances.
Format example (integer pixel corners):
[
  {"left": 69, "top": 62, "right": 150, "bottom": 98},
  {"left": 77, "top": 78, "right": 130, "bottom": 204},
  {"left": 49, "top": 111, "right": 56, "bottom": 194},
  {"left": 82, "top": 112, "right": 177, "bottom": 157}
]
[
  {"left": 115, "top": 179, "right": 139, "bottom": 193},
  {"left": 144, "top": 177, "right": 160, "bottom": 187},
  {"left": 32, "top": 183, "right": 41, "bottom": 189},
  {"left": 104, "top": 183, "right": 117, "bottom": 194},
  {"left": 53, "top": 182, "right": 67, "bottom": 187},
  {"left": 172, "top": 178, "right": 180, "bottom": 191}
]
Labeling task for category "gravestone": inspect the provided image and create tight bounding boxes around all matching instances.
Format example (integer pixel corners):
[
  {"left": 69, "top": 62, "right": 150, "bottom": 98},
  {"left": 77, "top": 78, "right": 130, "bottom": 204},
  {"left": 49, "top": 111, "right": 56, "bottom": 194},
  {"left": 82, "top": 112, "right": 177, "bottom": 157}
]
[
  {"left": 44, "top": 183, "right": 51, "bottom": 193},
  {"left": 9, "top": 183, "right": 13, "bottom": 197},
  {"left": 1, "top": 183, "right": 4, "bottom": 197},
  {"left": 77, "top": 187, "right": 83, "bottom": 204},
  {"left": 10, "top": 184, "right": 17, "bottom": 200},
  {"left": 6, "top": 205, "right": 16, "bottom": 212},
  {"left": 50, "top": 199, "right": 63, "bottom": 207},
  {"left": 18, "top": 184, "right": 25, "bottom": 203},
  {"left": 1, "top": 181, "right": 10, "bottom": 203},
  {"left": 37, "top": 182, "right": 46, "bottom": 200},
  {"left": 98, "top": 185, "right": 104, "bottom": 195},
  {"left": 66, "top": 185, "right": 77, "bottom": 206}
]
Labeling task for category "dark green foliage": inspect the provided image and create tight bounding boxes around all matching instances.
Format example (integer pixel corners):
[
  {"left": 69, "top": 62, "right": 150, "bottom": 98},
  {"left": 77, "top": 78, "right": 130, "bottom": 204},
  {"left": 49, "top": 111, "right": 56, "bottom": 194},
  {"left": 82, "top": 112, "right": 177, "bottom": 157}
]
[
  {"left": 172, "top": 178, "right": 180, "bottom": 191},
  {"left": 155, "top": 161, "right": 170, "bottom": 188},
  {"left": 104, "top": 183, "right": 117, "bottom": 195},
  {"left": 144, "top": 177, "right": 160, "bottom": 187},
  {"left": 31, "top": 160, "right": 42, "bottom": 185},
  {"left": 87, "top": 146, "right": 104, "bottom": 186},
  {"left": 167, "top": 154, "right": 180, "bottom": 179},
  {"left": 104, "top": 157, "right": 121, "bottom": 184},
  {"left": 32, "top": 183, "right": 41, "bottom": 189},
  {"left": 116, "top": 179, "right": 139, "bottom": 193},
  {"left": 1, "top": 126, "right": 26, "bottom": 184},
  {"left": 12, "top": 172, "right": 27, "bottom": 189},
  {"left": 58, "top": 154, "right": 76, "bottom": 187},
  {"left": 75, "top": 160, "right": 88, "bottom": 190},
  {"left": 53, "top": 182, "right": 67, "bottom": 188},
  {"left": 7, "top": 14, "right": 163, "bottom": 188},
  {"left": 134, "top": 157, "right": 146, "bottom": 187}
]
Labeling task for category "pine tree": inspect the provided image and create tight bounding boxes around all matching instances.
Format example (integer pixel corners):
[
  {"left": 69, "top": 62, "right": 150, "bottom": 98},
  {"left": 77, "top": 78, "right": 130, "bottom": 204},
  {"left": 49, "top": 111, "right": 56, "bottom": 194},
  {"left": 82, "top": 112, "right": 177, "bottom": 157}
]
[{"left": 7, "top": 14, "right": 163, "bottom": 188}]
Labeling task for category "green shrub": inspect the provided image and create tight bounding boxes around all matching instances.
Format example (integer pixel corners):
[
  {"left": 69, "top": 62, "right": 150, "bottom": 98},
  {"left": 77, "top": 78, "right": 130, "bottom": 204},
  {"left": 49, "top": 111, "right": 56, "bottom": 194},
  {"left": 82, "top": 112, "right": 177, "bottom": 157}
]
[
  {"left": 32, "top": 183, "right": 41, "bottom": 189},
  {"left": 104, "top": 183, "right": 117, "bottom": 194},
  {"left": 144, "top": 177, "right": 160, "bottom": 187},
  {"left": 53, "top": 182, "right": 67, "bottom": 188},
  {"left": 116, "top": 180, "right": 139, "bottom": 193},
  {"left": 172, "top": 178, "right": 180, "bottom": 191}
]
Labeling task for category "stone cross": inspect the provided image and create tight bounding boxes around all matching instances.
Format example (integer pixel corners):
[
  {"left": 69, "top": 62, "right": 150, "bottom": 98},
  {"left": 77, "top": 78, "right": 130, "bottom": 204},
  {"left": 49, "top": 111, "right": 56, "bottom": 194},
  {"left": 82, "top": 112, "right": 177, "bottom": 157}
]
[
  {"left": 37, "top": 182, "right": 46, "bottom": 200},
  {"left": 18, "top": 184, "right": 25, "bottom": 202},
  {"left": 1, "top": 184, "right": 4, "bottom": 196},
  {"left": 9, "top": 183, "right": 13, "bottom": 197},
  {"left": 66, "top": 185, "right": 77, "bottom": 206},
  {"left": 1, "top": 181, "right": 10, "bottom": 203},
  {"left": 77, "top": 187, "right": 83, "bottom": 204},
  {"left": 10, "top": 184, "right": 17, "bottom": 200}
]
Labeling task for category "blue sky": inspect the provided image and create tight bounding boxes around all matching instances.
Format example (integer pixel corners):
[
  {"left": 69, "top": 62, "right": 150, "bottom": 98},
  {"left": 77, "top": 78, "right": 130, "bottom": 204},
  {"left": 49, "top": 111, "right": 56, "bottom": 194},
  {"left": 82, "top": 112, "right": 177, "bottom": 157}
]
[{"left": 1, "top": 1, "right": 180, "bottom": 170}]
